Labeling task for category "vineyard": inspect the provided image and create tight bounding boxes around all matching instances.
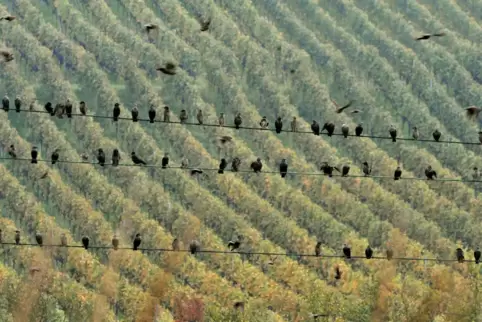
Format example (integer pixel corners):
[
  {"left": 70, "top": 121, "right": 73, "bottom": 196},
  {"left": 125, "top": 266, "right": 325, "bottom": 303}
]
[{"left": 0, "top": 0, "right": 481, "bottom": 321}]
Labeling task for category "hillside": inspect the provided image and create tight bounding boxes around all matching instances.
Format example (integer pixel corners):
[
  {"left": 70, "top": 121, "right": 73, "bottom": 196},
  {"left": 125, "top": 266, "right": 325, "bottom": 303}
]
[{"left": 0, "top": 0, "right": 481, "bottom": 321}]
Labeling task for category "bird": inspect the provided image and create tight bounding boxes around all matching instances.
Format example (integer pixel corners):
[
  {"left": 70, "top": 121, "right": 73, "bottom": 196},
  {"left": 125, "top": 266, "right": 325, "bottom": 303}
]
[
  {"left": 163, "top": 106, "right": 170, "bottom": 122},
  {"left": 311, "top": 120, "right": 320, "bottom": 135},
  {"left": 190, "top": 169, "right": 203, "bottom": 176},
  {"left": 81, "top": 153, "right": 89, "bottom": 163},
  {"left": 465, "top": 106, "right": 481, "bottom": 121},
  {"left": 332, "top": 99, "right": 354, "bottom": 113},
  {"left": 231, "top": 157, "right": 241, "bottom": 172},
  {"left": 351, "top": 109, "right": 362, "bottom": 114},
  {"left": 97, "top": 148, "right": 106, "bottom": 166},
  {"left": 31, "top": 146, "right": 38, "bottom": 164},
  {"left": 133, "top": 234, "right": 142, "bottom": 250},
  {"left": 433, "top": 129, "right": 441, "bottom": 142},
  {"left": 412, "top": 127, "right": 419, "bottom": 140},
  {"left": 290, "top": 117, "right": 297, "bottom": 132},
  {"left": 44, "top": 102, "right": 54, "bottom": 115},
  {"left": 341, "top": 164, "right": 350, "bottom": 177},
  {"left": 233, "top": 302, "right": 244, "bottom": 311},
  {"left": 29, "top": 100, "right": 35, "bottom": 111},
  {"left": 479, "top": 131, "right": 482, "bottom": 145},
  {"left": 35, "top": 232, "right": 43, "bottom": 247},
  {"left": 131, "top": 104, "right": 139, "bottom": 122},
  {"left": 0, "top": 50, "right": 14, "bottom": 63},
  {"left": 320, "top": 162, "right": 338, "bottom": 177},
  {"left": 362, "top": 161, "right": 371, "bottom": 176},
  {"left": 279, "top": 159, "right": 288, "bottom": 178},
  {"left": 475, "top": 248, "right": 481, "bottom": 264},
  {"left": 456, "top": 247, "right": 464, "bottom": 263},
  {"left": 181, "top": 157, "right": 189, "bottom": 169},
  {"left": 196, "top": 110, "right": 203, "bottom": 125},
  {"left": 79, "top": 101, "right": 87, "bottom": 115},
  {"left": 14, "top": 96, "right": 21, "bottom": 113},
  {"left": 473, "top": 167, "right": 480, "bottom": 180},
  {"left": 189, "top": 240, "right": 200, "bottom": 254},
  {"left": 65, "top": 99, "right": 73, "bottom": 118},
  {"left": 218, "top": 158, "right": 227, "bottom": 174},
  {"left": 131, "top": 152, "right": 146, "bottom": 165},
  {"left": 260, "top": 116, "right": 269, "bottom": 129},
  {"left": 425, "top": 165, "right": 437, "bottom": 180},
  {"left": 161, "top": 153, "right": 169, "bottom": 168},
  {"left": 365, "top": 245, "right": 373, "bottom": 259},
  {"left": 53, "top": 103, "right": 65, "bottom": 118},
  {"left": 341, "top": 124, "right": 349, "bottom": 138},
  {"left": 199, "top": 18, "right": 211, "bottom": 31},
  {"left": 228, "top": 239, "right": 241, "bottom": 251},
  {"left": 274, "top": 117, "right": 283, "bottom": 133},
  {"left": 322, "top": 122, "right": 335, "bottom": 137},
  {"left": 113, "top": 103, "right": 120, "bottom": 122},
  {"left": 112, "top": 235, "right": 119, "bottom": 250},
  {"left": 355, "top": 123, "right": 363, "bottom": 136},
  {"left": 343, "top": 244, "right": 351, "bottom": 259},
  {"left": 7, "top": 144, "right": 16, "bottom": 158},
  {"left": 389, "top": 125, "right": 397, "bottom": 142},
  {"left": 394, "top": 166, "right": 402, "bottom": 180},
  {"left": 148, "top": 105, "right": 156, "bottom": 123},
  {"left": 335, "top": 266, "right": 342, "bottom": 280},
  {"left": 14, "top": 230, "right": 20, "bottom": 245},
  {"left": 218, "top": 113, "right": 225, "bottom": 126},
  {"left": 112, "top": 149, "right": 121, "bottom": 166},
  {"left": 386, "top": 248, "right": 393, "bottom": 260},
  {"left": 0, "top": 15, "right": 16, "bottom": 21},
  {"left": 60, "top": 233, "right": 67, "bottom": 247},
  {"left": 144, "top": 23, "right": 158, "bottom": 35},
  {"left": 82, "top": 236, "right": 89, "bottom": 249},
  {"left": 51, "top": 149, "right": 59, "bottom": 165},
  {"left": 315, "top": 241, "right": 322, "bottom": 256},
  {"left": 415, "top": 32, "right": 445, "bottom": 40},
  {"left": 250, "top": 158, "right": 263, "bottom": 173},
  {"left": 172, "top": 238, "right": 180, "bottom": 251},
  {"left": 156, "top": 62, "right": 177, "bottom": 75},
  {"left": 234, "top": 113, "right": 242, "bottom": 129},
  {"left": 2, "top": 95, "right": 9, "bottom": 112},
  {"left": 180, "top": 110, "right": 188, "bottom": 124}
]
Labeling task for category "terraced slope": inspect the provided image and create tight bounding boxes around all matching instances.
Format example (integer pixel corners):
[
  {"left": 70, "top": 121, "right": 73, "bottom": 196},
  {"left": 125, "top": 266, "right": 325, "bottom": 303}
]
[{"left": 0, "top": 0, "right": 481, "bottom": 320}]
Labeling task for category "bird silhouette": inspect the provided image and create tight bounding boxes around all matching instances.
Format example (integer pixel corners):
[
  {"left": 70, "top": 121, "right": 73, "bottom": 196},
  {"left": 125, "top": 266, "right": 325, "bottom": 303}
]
[
  {"left": 51, "top": 149, "right": 59, "bottom": 165},
  {"left": 14, "top": 231, "right": 20, "bottom": 245},
  {"left": 14, "top": 96, "right": 21, "bottom": 113},
  {"left": 475, "top": 248, "right": 481, "bottom": 264},
  {"left": 131, "top": 152, "right": 146, "bottom": 165},
  {"left": 189, "top": 240, "right": 200, "bottom": 254},
  {"left": 343, "top": 244, "right": 351, "bottom": 259},
  {"left": 35, "top": 232, "right": 43, "bottom": 247},
  {"left": 82, "top": 236, "right": 89, "bottom": 249},
  {"left": 415, "top": 32, "right": 445, "bottom": 40},
  {"left": 456, "top": 248, "right": 464, "bottom": 263},
  {"left": 7, "top": 144, "right": 16, "bottom": 158},
  {"left": 394, "top": 166, "right": 402, "bottom": 180},
  {"left": 156, "top": 62, "right": 177, "bottom": 75},
  {"left": 148, "top": 105, "right": 156, "bottom": 123},
  {"left": 279, "top": 159, "right": 288, "bottom": 178},
  {"left": 250, "top": 158, "right": 262, "bottom": 173},
  {"left": 311, "top": 120, "right": 320, "bottom": 135},
  {"left": 275, "top": 117, "right": 283, "bottom": 133},
  {"left": 112, "top": 235, "right": 119, "bottom": 250},
  {"left": 433, "top": 129, "right": 441, "bottom": 142},
  {"left": 133, "top": 234, "right": 142, "bottom": 250},
  {"left": 425, "top": 165, "right": 437, "bottom": 180},
  {"left": 365, "top": 245, "right": 373, "bottom": 259},
  {"left": 113, "top": 103, "right": 121, "bottom": 122},
  {"left": 315, "top": 241, "right": 322, "bottom": 256},
  {"left": 218, "top": 158, "right": 227, "bottom": 174},
  {"left": 161, "top": 153, "right": 169, "bottom": 168},
  {"left": 341, "top": 124, "right": 349, "bottom": 138},
  {"left": 31, "top": 146, "right": 38, "bottom": 164},
  {"left": 389, "top": 125, "right": 397, "bottom": 142},
  {"left": 97, "top": 149, "right": 106, "bottom": 166}
]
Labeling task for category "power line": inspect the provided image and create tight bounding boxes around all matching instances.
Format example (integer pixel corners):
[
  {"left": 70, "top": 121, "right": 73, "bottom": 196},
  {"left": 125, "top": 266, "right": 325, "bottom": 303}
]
[
  {"left": 0, "top": 242, "right": 480, "bottom": 263},
  {"left": 0, "top": 156, "right": 480, "bottom": 183},
  {"left": 3, "top": 108, "right": 481, "bottom": 146}
]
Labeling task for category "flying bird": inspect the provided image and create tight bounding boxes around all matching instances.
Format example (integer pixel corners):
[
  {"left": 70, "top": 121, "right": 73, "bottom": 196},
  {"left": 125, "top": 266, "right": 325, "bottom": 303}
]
[
  {"left": 456, "top": 247, "right": 464, "bottom": 263},
  {"left": 389, "top": 125, "right": 397, "bottom": 142},
  {"left": 60, "top": 233, "right": 67, "bottom": 247},
  {"left": 475, "top": 248, "right": 481, "bottom": 264},
  {"left": 156, "top": 62, "right": 177, "bottom": 75},
  {"left": 341, "top": 164, "right": 350, "bottom": 177},
  {"left": 82, "top": 236, "right": 89, "bottom": 249},
  {"left": 343, "top": 244, "right": 351, "bottom": 259},
  {"left": 15, "top": 230, "right": 20, "bottom": 245},
  {"left": 218, "top": 113, "right": 225, "bottom": 126},
  {"left": 260, "top": 116, "right": 269, "bottom": 129},
  {"left": 112, "top": 235, "right": 119, "bottom": 250},
  {"left": 2, "top": 95, "right": 9, "bottom": 112},
  {"left": 7, "top": 144, "right": 16, "bottom": 158},
  {"left": 365, "top": 245, "right": 373, "bottom": 259},
  {"left": 291, "top": 117, "right": 297, "bottom": 132},
  {"left": 275, "top": 117, "right": 283, "bottom": 133},
  {"left": 250, "top": 158, "right": 262, "bottom": 173},
  {"left": 131, "top": 152, "right": 146, "bottom": 165},
  {"left": 355, "top": 123, "right": 363, "bottom": 136},
  {"left": 218, "top": 158, "right": 227, "bottom": 174},
  {"left": 433, "top": 129, "right": 441, "bottom": 142},
  {"left": 148, "top": 105, "right": 156, "bottom": 123},
  {"left": 190, "top": 169, "right": 204, "bottom": 176},
  {"left": 51, "top": 149, "right": 59, "bottom": 165},
  {"left": 234, "top": 113, "right": 242, "bottom": 129},
  {"left": 131, "top": 104, "right": 139, "bottom": 122},
  {"left": 180, "top": 110, "right": 188, "bottom": 124},
  {"left": 65, "top": 99, "right": 73, "bottom": 118},
  {"left": 322, "top": 122, "right": 335, "bottom": 137},
  {"left": 311, "top": 120, "right": 320, "bottom": 135},
  {"left": 162, "top": 153, "right": 169, "bottom": 168},
  {"left": 0, "top": 15, "right": 16, "bottom": 21},
  {"left": 386, "top": 248, "right": 393, "bottom": 260},
  {"left": 0, "top": 50, "right": 14, "bottom": 63},
  {"left": 79, "top": 101, "right": 87, "bottom": 115},
  {"left": 425, "top": 165, "right": 437, "bottom": 180},
  {"left": 133, "top": 234, "right": 142, "bottom": 250},
  {"left": 415, "top": 32, "right": 445, "bottom": 40},
  {"left": 112, "top": 149, "right": 121, "bottom": 166},
  {"left": 231, "top": 157, "right": 241, "bottom": 172},
  {"left": 97, "top": 148, "right": 106, "bottom": 166},
  {"left": 332, "top": 99, "right": 354, "bottom": 113},
  {"left": 196, "top": 110, "right": 203, "bottom": 125},
  {"left": 279, "top": 159, "right": 288, "bottom": 178},
  {"left": 199, "top": 18, "right": 211, "bottom": 31},
  {"left": 44, "top": 102, "right": 54, "bottom": 115},
  {"left": 144, "top": 23, "right": 158, "bottom": 34},
  {"left": 189, "top": 240, "right": 200, "bottom": 254},
  {"left": 412, "top": 127, "right": 419, "bottom": 140},
  {"left": 315, "top": 241, "right": 322, "bottom": 256},
  {"left": 341, "top": 124, "right": 349, "bottom": 138},
  {"left": 362, "top": 161, "right": 371, "bottom": 176},
  {"left": 14, "top": 96, "right": 21, "bottom": 113},
  {"left": 172, "top": 238, "right": 180, "bottom": 251},
  {"left": 113, "top": 103, "right": 121, "bottom": 122},
  {"left": 35, "top": 232, "right": 43, "bottom": 247},
  {"left": 394, "top": 166, "right": 402, "bottom": 180},
  {"left": 31, "top": 146, "right": 38, "bottom": 164},
  {"left": 465, "top": 106, "right": 481, "bottom": 121}
]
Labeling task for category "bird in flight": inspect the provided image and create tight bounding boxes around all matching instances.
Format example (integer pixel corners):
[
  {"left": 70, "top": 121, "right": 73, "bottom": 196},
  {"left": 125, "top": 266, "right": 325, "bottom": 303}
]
[{"left": 415, "top": 32, "right": 445, "bottom": 40}]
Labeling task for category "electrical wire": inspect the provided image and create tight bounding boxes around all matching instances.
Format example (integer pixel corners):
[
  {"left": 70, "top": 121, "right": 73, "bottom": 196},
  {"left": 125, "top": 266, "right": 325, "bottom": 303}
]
[
  {"left": 0, "top": 156, "right": 480, "bottom": 183},
  {"left": 1, "top": 242, "right": 479, "bottom": 263},
  {"left": 5, "top": 108, "right": 482, "bottom": 146}
]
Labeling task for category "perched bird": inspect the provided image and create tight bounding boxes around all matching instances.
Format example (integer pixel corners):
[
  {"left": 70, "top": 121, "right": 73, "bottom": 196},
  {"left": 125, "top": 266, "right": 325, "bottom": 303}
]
[
  {"left": 156, "top": 62, "right": 177, "bottom": 75},
  {"left": 355, "top": 123, "right": 363, "bottom": 136},
  {"left": 163, "top": 106, "right": 170, "bottom": 122},
  {"left": 465, "top": 106, "right": 481, "bottom": 121},
  {"left": 172, "top": 238, "right": 180, "bottom": 251},
  {"left": 341, "top": 164, "right": 350, "bottom": 177},
  {"left": 112, "top": 149, "right": 121, "bottom": 166},
  {"left": 415, "top": 32, "right": 445, "bottom": 40},
  {"left": 475, "top": 248, "right": 481, "bottom": 264},
  {"left": 311, "top": 120, "right": 320, "bottom": 135},
  {"left": 320, "top": 162, "right": 338, "bottom": 177},
  {"left": 35, "top": 232, "right": 43, "bottom": 247},
  {"left": 44, "top": 102, "right": 54, "bottom": 115},
  {"left": 148, "top": 105, "right": 156, "bottom": 123},
  {"left": 181, "top": 157, "right": 189, "bottom": 169},
  {"left": 161, "top": 153, "right": 169, "bottom": 168},
  {"left": 231, "top": 157, "right": 241, "bottom": 172},
  {"left": 332, "top": 100, "right": 354, "bottom": 113},
  {"left": 322, "top": 122, "right": 335, "bottom": 137},
  {"left": 180, "top": 110, "right": 188, "bottom": 124},
  {"left": 196, "top": 110, "right": 203, "bottom": 125},
  {"left": 279, "top": 159, "right": 288, "bottom": 178},
  {"left": 389, "top": 125, "right": 397, "bottom": 142},
  {"left": 341, "top": 124, "right": 349, "bottom": 138},
  {"left": 394, "top": 166, "right": 402, "bottom": 180},
  {"left": 82, "top": 236, "right": 89, "bottom": 249},
  {"left": 51, "top": 149, "right": 59, "bottom": 165},
  {"left": 275, "top": 117, "right": 283, "bottom": 133},
  {"left": 343, "top": 244, "right": 351, "bottom": 259},
  {"left": 53, "top": 103, "right": 65, "bottom": 118},
  {"left": 234, "top": 113, "right": 242, "bottom": 129},
  {"left": 365, "top": 245, "right": 373, "bottom": 259},
  {"left": 0, "top": 50, "right": 14, "bottom": 63},
  {"left": 291, "top": 117, "right": 297, "bottom": 132},
  {"left": 218, "top": 113, "right": 225, "bottom": 126},
  {"left": 425, "top": 165, "right": 437, "bottom": 180},
  {"left": 218, "top": 158, "right": 227, "bottom": 174},
  {"left": 81, "top": 153, "right": 89, "bottom": 163},
  {"left": 362, "top": 161, "right": 371, "bottom": 176},
  {"left": 113, "top": 103, "right": 121, "bottom": 122},
  {"left": 65, "top": 99, "right": 72, "bottom": 118},
  {"left": 228, "top": 239, "right": 241, "bottom": 251},
  {"left": 0, "top": 15, "right": 16, "bottom": 21},
  {"left": 456, "top": 247, "right": 464, "bottom": 263},
  {"left": 479, "top": 131, "right": 482, "bottom": 145},
  {"left": 133, "top": 234, "right": 142, "bottom": 251},
  {"left": 260, "top": 116, "right": 269, "bottom": 129},
  {"left": 112, "top": 235, "right": 119, "bottom": 250},
  {"left": 199, "top": 18, "right": 211, "bottom": 31},
  {"left": 131, "top": 152, "right": 146, "bottom": 165},
  {"left": 250, "top": 158, "right": 263, "bottom": 173},
  {"left": 386, "top": 248, "right": 393, "bottom": 260},
  {"left": 131, "top": 104, "right": 139, "bottom": 122},
  {"left": 15, "top": 230, "right": 20, "bottom": 245},
  {"left": 315, "top": 241, "right": 322, "bottom": 256},
  {"left": 473, "top": 167, "right": 480, "bottom": 180},
  {"left": 2, "top": 95, "right": 9, "bottom": 112},
  {"left": 335, "top": 266, "right": 342, "bottom": 280},
  {"left": 412, "top": 127, "right": 419, "bottom": 140},
  {"left": 433, "top": 129, "right": 441, "bottom": 142},
  {"left": 60, "top": 233, "right": 67, "bottom": 247},
  {"left": 79, "top": 101, "right": 87, "bottom": 115},
  {"left": 14, "top": 96, "right": 21, "bottom": 113},
  {"left": 31, "top": 146, "right": 38, "bottom": 164},
  {"left": 7, "top": 144, "right": 16, "bottom": 158},
  {"left": 189, "top": 240, "right": 201, "bottom": 254},
  {"left": 97, "top": 148, "right": 106, "bottom": 166}
]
